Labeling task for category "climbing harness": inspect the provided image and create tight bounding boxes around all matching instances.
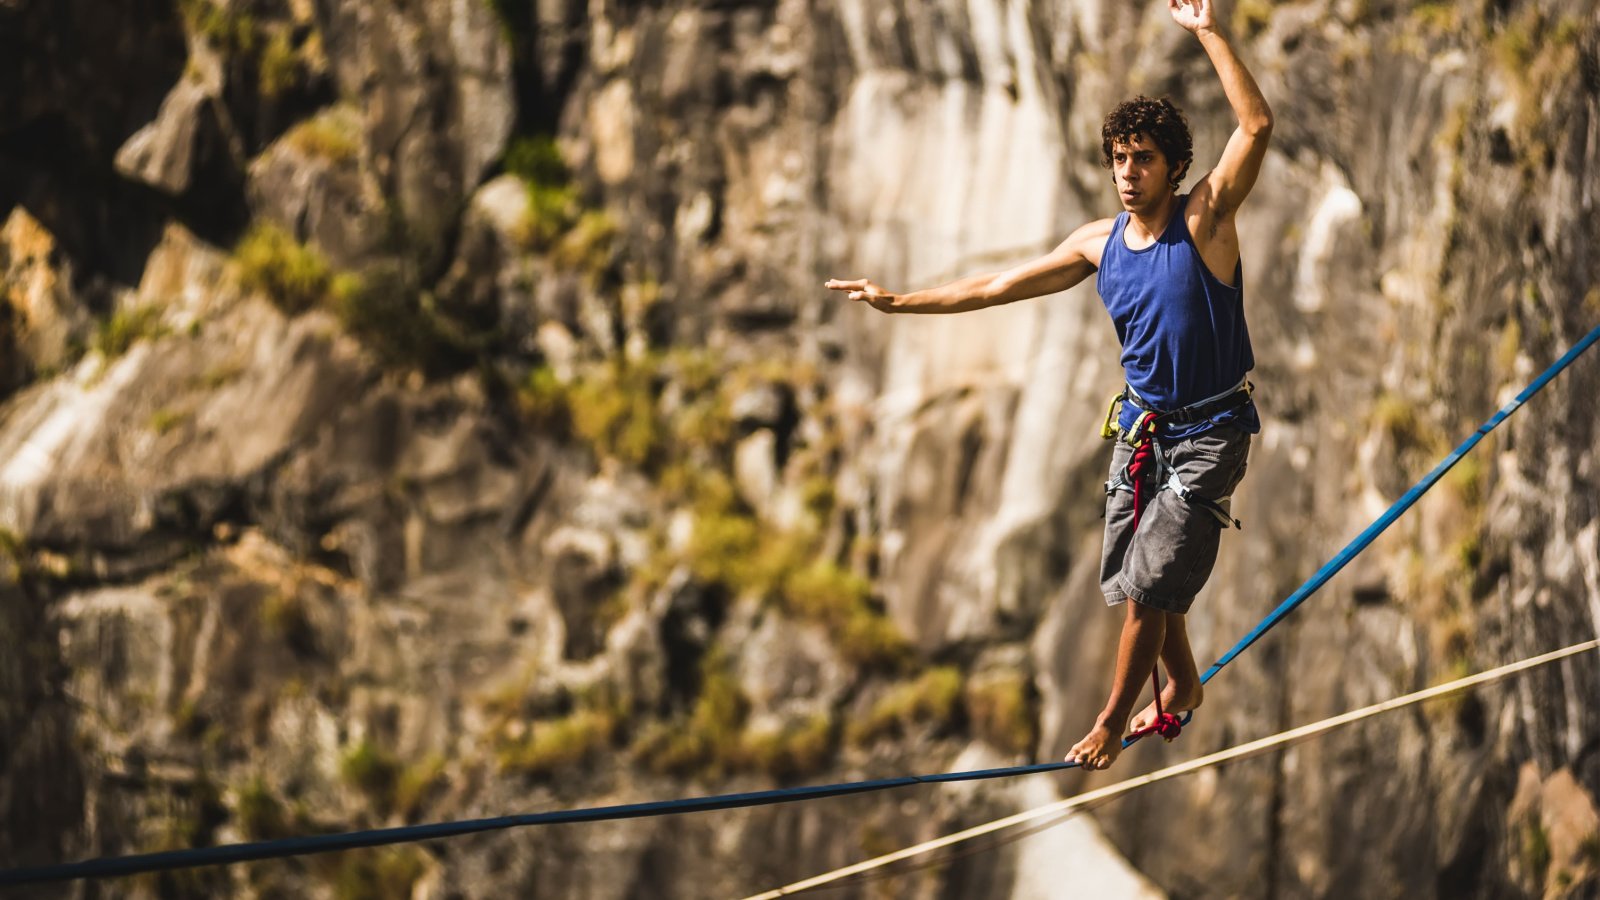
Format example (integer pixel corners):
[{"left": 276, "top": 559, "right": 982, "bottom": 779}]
[{"left": 1101, "top": 380, "right": 1252, "bottom": 531}]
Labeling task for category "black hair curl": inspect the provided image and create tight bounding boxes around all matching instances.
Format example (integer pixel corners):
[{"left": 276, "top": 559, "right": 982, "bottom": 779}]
[{"left": 1101, "top": 95, "right": 1193, "bottom": 187}]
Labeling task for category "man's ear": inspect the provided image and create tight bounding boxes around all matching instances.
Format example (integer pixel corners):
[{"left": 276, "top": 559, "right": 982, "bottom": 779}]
[{"left": 1170, "top": 159, "right": 1190, "bottom": 187}]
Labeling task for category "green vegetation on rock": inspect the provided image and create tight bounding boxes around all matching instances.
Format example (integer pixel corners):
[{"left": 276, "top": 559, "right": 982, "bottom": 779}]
[
  {"left": 284, "top": 108, "right": 364, "bottom": 164},
  {"left": 179, "top": 0, "right": 257, "bottom": 55},
  {"left": 180, "top": 0, "right": 322, "bottom": 102},
  {"left": 500, "top": 135, "right": 621, "bottom": 280},
  {"left": 1490, "top": 9, "right": 1584, "bottom": 173},
  {"left": 849, "top": 667, "right": 963, "bottom": 746},
  {"left": 258, "top": 29, "right": 301, "bottom": 99},
  {"left": 498, "top": 708, "right": 620, "bottom": 778},
  {"left": 393, "top": 754, "right": 447, "bottom": 821},
  {"left": 551, "top": 210, "right": 619, "bottom": 279},
  {"left": 738, "top": 714, "right": 835, "bottom": 781},
  {"left": 95, "top": 305, "right": 168, "bottom": 358},
  {"left": 1409, "top": 0, "right": 1457, "bottom": 34},
  {"left": 517, "top": 365, "right": 570, "bottom": 431},
  {"left": 1523, "top": 815, "right": 1552, "bottom": 880},
  {"left": 965, "top": 673, "right": 1036, "bottom": 756},
  {"left": 339, "top": 739, "right": 402, "bottom": 819},
  {"left": 260, "top": 590, "right": 315, "bottom": 654},
  {"left": 235, "top": 222, "right": 356, "bottom": 316},
  {"left": 506, "top": 136, "right": 581, "bottom": 248},
  {"left": 234, "top": 222, "right": 469, "bottom": 373},
  {"left": 634, "top": 652, "right": 750, "bottom": 778},
  {"left": 1233, "top": 0, "right": 1291, "bottom": 39},
  {"left": 333, "top": 847, "right": 429, "bottom": 900},
  {"left": 518, "top": 348, "right": 904, "bottom": 671},
  {"left": 149, "top": 406, "right": 190, "bottom": 435},
  {"left": 236, "top": 776, "right": 289, "bottom": 840},
  {"left": 632, "top": 653, "right": 839, "bottom": 781},
  {"left": 1581, "top": 832, "right": 1600, "bottom": 865},
  {"left": 568, "top": 359, "right": 663, "bottom": 468},
  {"left": 782, "top": 562, "right": 909, "bottom": 669}
]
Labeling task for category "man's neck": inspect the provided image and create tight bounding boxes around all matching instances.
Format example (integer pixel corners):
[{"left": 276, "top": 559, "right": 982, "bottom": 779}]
[{"left": 1127, "top": 190, "right": 1181, "bottom": 244}]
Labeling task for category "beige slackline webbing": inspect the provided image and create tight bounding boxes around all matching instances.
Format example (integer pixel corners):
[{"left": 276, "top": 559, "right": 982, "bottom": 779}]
[{"left": 742, "top": 638, "right": 1600, "bottom": 900}]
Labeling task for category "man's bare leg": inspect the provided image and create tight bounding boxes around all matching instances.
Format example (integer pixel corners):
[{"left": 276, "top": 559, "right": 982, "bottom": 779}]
[
  {"left": 1065, "top": 600, "right": 1166, "bottom": 771},
  {"left": 1128, "top": 612, "right": 1204, "bottom": 733}
]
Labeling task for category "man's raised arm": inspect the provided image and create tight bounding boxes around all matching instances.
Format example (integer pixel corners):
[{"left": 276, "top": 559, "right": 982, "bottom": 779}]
[
  {"left": 826, "top": 219, "right": 1113, "bottom": 314},
  {"left": 1173, "top": 0, "right": 1273, "bottom": 217}
]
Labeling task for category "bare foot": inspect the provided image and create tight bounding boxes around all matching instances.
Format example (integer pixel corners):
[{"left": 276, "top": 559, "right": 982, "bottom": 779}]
[
  {"left": 1128, "top": 681, "right": 1203, "bottom": 734},
  {"left": 1065, "top": 723, "right": 1123, "bottom": 771}
]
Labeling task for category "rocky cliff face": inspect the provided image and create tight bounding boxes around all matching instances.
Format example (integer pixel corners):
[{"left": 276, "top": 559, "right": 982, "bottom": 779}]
[{"left": 2, "top": 0, "right": 1599, "bottom": 897}]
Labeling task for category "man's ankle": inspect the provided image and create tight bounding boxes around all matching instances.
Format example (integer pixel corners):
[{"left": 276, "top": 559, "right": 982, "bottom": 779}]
[{"left": 1095, "top": 710, "right": 1129, "bottom": 731}]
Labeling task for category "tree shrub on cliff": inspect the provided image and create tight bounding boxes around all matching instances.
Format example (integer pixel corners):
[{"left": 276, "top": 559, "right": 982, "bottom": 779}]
[
  {"left": 235, "top": 222, "right": 353, "bottom": 316},
  {"left": 234, "top": 223, "right": 471, "bottom": 373}
]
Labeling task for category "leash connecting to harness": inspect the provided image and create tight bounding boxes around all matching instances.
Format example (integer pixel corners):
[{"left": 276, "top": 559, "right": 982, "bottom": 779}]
[
  {"left": 1120, "top": 428, "right": 1185, "bottom": 742},
  {"left": 1101, "top": 381, "right": 1252, "bottom": 529},
  {"left": 1101, "top": 380, "right": 1255, "bottom": 743}
]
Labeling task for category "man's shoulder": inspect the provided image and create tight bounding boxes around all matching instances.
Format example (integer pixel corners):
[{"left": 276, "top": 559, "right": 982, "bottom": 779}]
[
  {"left": 1069, "top": 217, "right": 1119, "bottom": 267},
  {"left": 1080, "top": 217, "right": 1118, "bottom": 239}
]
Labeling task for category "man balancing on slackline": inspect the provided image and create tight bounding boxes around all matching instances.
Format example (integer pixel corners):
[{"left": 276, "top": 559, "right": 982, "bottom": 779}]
[{"left": 827, "top": 0, "right": 1271, "bottom": 772}]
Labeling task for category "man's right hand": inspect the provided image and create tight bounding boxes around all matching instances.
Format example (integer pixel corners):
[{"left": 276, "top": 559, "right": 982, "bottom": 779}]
[
  {"left": 1169, "top": 0, "right": 1216, "bottom": 35},
  {"left": 826, "top": 278, "right": 899, "bottom": 313}
]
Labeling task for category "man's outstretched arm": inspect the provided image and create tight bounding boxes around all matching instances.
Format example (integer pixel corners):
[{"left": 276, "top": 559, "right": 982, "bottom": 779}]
[
  {"left": 1173, "top": 0, "right": 1274, "bottom": 218},
  {"left": 827, "top": 219, "right": 1113, "bottom": 314}
]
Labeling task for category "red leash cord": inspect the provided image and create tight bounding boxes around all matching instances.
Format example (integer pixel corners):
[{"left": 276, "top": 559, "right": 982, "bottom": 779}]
[{"left": 1123, "top": 429, "right": 1184, "bottom": 743}]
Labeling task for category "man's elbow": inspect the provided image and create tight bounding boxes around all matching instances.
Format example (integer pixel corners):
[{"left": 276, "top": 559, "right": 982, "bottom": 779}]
[
  {"left": 981, "top": 273, "right": 1019, "bottom": 305},
  {"left": 1245, "top": 109, "right": 1274, "bottom": 139}
]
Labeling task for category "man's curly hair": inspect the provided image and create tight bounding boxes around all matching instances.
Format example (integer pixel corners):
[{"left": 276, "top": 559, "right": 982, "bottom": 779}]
[{"left": 1101, "top": 96, "right": 1193, "bottom": 187}]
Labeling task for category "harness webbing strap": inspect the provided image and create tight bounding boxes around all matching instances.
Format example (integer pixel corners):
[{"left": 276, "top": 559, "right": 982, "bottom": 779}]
[
  {"left": 1104, "top": 425, "right": 1242, "bottom": 529},
  {"left": 1125, "top": 379, "right": 1252, "bottom": 426},
  {"left": 1103, "top": 381, "right": 1249, "bottom": 529}
]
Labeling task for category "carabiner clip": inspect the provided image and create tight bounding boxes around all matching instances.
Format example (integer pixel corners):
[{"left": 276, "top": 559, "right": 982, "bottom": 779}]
[{"left": 1100, "top": 392, "right": 1124, "bottom": 440}]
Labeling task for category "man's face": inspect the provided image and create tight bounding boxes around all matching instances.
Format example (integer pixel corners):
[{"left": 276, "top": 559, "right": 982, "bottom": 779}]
[{"left": 1109, "top": 134, "right": 1177, "bottom": 213}]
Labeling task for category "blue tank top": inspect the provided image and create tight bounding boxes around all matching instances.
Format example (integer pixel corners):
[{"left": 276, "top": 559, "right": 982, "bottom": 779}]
[{"left": 1096, "top": 193, "right": 1259, "bottom": 440}]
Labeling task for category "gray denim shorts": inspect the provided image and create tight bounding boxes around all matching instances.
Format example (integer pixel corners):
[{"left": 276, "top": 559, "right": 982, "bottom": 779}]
[{"left": 1100, "top": 424, "right": 1251, "bottom": 614}]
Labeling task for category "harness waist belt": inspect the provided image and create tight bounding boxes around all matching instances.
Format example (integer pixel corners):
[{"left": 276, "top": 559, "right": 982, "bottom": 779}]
[{"left": 1125, "top": 381, "right": 1253, "bottom": 426}]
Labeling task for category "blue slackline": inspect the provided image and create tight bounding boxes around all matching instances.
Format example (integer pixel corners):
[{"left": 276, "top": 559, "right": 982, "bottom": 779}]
[
  {"left": 1198, "top": 319, "right": 1600, "bottom": 685},
  {"left": 0, "top": 762, "right": 1084, "bottom": 886},
  {"left": 3, "top": 320, "right": 1595, "bottom": 888}
]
